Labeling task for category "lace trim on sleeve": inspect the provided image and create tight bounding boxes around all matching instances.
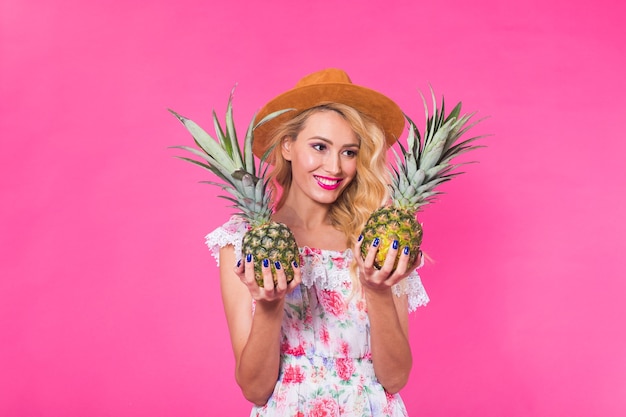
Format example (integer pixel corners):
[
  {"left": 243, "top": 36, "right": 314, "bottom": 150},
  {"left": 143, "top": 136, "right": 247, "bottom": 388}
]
[
  {"left": 392, "top": 270, "right": 429, "bottom": 312},
  {"left": 204, "top": 216, "right": 250, "bottom": 266}
]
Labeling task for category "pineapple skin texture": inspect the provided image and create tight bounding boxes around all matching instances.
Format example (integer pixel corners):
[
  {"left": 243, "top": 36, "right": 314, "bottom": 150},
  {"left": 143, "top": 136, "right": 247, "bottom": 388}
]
[
  {"left": 361, "top": 206, "right": 423, "bottom": 270},
  {"left": 242, "top": 222, "right": 299, "bottom": 287}
]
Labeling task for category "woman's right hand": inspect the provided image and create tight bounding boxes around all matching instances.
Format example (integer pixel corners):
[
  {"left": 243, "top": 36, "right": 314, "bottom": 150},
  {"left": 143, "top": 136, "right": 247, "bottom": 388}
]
[
  {"left": 234, "top": 255, "right": 302, "bottom": 303},
  {"left": 221, "top": 249, "right": 300, "bottom": 405}
]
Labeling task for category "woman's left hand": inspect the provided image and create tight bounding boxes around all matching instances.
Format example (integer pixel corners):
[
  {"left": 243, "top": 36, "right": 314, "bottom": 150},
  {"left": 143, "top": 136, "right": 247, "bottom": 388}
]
[{"left": 354, "top": 236, "right": 421, "bottom": 292}]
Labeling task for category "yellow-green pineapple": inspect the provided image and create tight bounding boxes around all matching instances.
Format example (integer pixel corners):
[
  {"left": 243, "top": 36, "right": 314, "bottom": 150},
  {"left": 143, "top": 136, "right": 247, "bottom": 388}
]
[
  {"left": 170, "top": 92, "right": 298, "bottom": 286},
  {"left": 361, "top": 91, "right": 484, "bottom": 269}
]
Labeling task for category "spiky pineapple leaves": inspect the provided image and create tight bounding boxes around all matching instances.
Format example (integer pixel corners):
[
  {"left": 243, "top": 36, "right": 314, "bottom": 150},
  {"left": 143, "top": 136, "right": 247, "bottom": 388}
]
[
  {"left": 168, "top": 90, "right": 289, "bottom": 187},
  {"left": 391, "top": 89, "right": 487, "bottom": 210},
  {"left": 168, "top": 91, "right": 292, "bottom": 226},
  {"left": 362, "top": 89, "right": 487, "bottom": 271},
  {"left": 169, "top": 90, "right": 299, "bottom": 287}
]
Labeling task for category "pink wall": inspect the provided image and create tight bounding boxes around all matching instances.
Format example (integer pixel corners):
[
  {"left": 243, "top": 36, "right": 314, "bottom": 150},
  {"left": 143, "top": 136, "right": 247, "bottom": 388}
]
[{"left": 2, "top": 0, "right": 625, "bottom": 415}]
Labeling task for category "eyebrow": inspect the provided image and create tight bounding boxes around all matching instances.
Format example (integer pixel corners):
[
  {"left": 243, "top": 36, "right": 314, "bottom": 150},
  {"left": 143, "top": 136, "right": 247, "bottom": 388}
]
[{"left": 307, "top": 136, "right": 361, "bottom": 148}]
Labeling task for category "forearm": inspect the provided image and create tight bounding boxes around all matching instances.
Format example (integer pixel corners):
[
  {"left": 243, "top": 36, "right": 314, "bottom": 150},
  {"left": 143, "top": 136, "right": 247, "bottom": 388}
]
[
  {"left": 235, "top": 300, "right": 284, "bottom": 405},
  {"left": 365, "top": 288, "right": 412, "bottom": 394}
]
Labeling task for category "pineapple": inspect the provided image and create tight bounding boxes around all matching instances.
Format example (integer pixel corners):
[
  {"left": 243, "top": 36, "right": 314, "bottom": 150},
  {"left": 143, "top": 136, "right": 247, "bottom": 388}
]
[
  {"left": 361, "top": 90, "right": 485, "bottom": 270},
  {"left": 170, "top": 91, "right": 298, "bottom": 287}
]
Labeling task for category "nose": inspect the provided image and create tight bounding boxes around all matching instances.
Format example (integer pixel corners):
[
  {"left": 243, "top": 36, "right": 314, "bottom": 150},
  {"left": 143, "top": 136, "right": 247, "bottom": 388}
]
[{"left": 325, "top": 153, "right": 342, "bottom": 175}]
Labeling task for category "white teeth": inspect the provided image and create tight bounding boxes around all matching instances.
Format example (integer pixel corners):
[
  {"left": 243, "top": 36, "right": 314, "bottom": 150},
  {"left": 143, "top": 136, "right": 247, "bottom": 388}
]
[{"left": 315, "top": 176, "right": 339, "bottom": 186}]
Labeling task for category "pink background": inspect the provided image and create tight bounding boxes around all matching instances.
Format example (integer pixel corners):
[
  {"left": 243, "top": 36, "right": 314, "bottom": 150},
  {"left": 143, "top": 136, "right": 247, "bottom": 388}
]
[{"left": 2, "top": 0, "right": 625, "bottom": 416}]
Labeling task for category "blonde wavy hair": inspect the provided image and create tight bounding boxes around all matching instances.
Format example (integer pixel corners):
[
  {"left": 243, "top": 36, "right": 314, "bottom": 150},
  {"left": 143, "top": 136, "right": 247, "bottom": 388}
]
[{"left": 265, "top": 103, "right": 391, "bottom": 250}]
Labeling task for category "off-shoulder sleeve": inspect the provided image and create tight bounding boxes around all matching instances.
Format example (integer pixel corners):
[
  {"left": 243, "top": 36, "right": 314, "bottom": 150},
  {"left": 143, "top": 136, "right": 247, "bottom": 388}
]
[
  {"left": 392, "top": 270, "right": 429, "bottom": 312},
  {"left": 204, "top": 216, "right": 250, "bottom": 266},
  {"left": 392, "top": 253, "right": 429, "bottom": 312}
]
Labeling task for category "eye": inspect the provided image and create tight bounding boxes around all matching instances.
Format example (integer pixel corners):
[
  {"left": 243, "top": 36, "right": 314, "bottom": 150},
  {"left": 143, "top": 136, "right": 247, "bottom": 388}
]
[
  {"left": 312, "top": 143, "right": 327, "bottom": 152},
  {"left": 342, "top": 149, "right": 358, "bottom": 158}
]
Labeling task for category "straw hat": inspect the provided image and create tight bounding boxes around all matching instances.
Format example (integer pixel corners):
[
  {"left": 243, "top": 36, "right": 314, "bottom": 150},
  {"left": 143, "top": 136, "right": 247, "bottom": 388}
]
[{"left": 252, "top": 68, "right": 405, "bottom": 158}]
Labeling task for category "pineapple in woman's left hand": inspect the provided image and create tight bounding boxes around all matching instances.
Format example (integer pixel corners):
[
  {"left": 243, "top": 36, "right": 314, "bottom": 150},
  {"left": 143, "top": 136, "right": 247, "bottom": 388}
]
[{"left": 361, "top": 92, "right": 486, "bottom": 270}]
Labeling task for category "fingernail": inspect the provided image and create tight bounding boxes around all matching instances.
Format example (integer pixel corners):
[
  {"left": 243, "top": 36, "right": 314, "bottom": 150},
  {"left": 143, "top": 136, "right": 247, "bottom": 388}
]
[
  {"left": 246, "top": 253, "right": 252, "bottom": 262},
  {"left": 358, "top": 234, "right": 363, "bottom": 242},
  {"left": 392, "top": 240, "right": 399, "bottom": 250},
  {"left": 263, "top": 259, "right": 269, "bottom": 268},
  {"left": 372, "top": 237, "right": 380, "bottom": 247},
  {"left": 274, "top": 261, "right": 281, "bottom": 270},
  {"left": 293, "top": 261, "right": 299, "bottom": 268},
  {"left": 403, "top": 246, "right": 410, "bottom": 255},
  {"left": 236, "top": 259, "right": 241, "bottom": 267}
]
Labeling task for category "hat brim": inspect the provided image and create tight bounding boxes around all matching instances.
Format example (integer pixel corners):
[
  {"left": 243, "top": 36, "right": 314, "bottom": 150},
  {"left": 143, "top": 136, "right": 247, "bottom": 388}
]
[{"left": 252, "top": 82, "right": 405, "bottom": 158}]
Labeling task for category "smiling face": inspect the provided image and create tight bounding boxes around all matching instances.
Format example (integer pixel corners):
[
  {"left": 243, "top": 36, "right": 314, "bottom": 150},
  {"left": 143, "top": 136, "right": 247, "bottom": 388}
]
[{"left": 281, "top": 109, "right": 360, "bottom": 207}]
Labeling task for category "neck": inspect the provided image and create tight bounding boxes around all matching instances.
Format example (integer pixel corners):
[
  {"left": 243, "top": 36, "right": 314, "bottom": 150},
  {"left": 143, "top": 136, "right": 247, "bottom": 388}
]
[{"left": 274, "top": 203, "right": 332, "bottom": 231}]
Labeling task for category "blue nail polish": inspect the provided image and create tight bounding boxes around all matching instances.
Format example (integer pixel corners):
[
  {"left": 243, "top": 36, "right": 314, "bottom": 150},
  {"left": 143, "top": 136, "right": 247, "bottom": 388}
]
[
  {"left": 358, "top": 234, "right": 363, "bottom": 242},
  {"left": 403, "top": 246, "right": 410, "bottom": 255},
  {"left": 263, "top": 259, "right": 269, "bottom": 268},
  {"left": 236, "top": 259, "right": 241, "bottom": 267},
  {"left": 246, "top": 253, "right": 252, "bottom": 262},
  {"left": 373, "top": 237, "right": 380, "bottom": 247},
  {"left": 274, "top": 261, "right": 281, "bottom": 270},
  {"left": 392, "top": 240, "right": 399, "bottom": 250},
  {"left": 293, "top": 261, "right": 299, "bottom": 268}
]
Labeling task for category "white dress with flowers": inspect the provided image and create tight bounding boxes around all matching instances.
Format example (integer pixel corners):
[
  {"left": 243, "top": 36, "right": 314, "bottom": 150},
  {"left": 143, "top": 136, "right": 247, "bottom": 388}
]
[{"left": 206, "top": 216, "right": 429, "bottom": 417}]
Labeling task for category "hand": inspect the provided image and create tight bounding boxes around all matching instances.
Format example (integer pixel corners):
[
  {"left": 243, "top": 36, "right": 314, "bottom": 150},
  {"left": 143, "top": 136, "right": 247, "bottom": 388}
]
[
  {"left": 354, "top": 236, "right": 421, "bottom": 292},
  {"left": 234, "top": 255, "right": 302, "bottom": 303}
]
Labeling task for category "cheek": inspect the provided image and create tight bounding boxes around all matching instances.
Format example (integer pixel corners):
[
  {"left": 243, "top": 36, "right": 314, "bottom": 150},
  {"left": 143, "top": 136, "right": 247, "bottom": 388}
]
[
  {"left": 294, "top": 153, "right": 319, "bottom": 171},
  {"left": 344, "top": 159, "right": 358, "bottom": 178}
]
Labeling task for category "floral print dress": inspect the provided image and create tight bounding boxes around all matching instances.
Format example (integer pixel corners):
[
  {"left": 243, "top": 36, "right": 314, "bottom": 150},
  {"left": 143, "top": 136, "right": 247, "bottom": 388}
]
[{"left": 206, "top": 217, "right": 429, "bottom": 417}]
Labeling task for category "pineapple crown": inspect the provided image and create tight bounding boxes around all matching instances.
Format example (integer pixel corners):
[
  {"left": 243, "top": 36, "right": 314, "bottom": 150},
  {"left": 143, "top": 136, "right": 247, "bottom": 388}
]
[
  {"left": 169, "top": 89, "right": 292, "bottom": 226},
  {"left": 389, "top": 89, "right": 487, "bottom": 210}
]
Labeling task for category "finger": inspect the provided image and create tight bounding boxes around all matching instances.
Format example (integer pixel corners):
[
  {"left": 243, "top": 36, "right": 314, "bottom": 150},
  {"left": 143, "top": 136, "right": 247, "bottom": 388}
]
[
  {"left": 352, "top": 235, "right": 365, "bottom": 267},
  {"left": 273, "top": 261, "right": 288, "bottom": 292},
  {"left": 261, "top": 258, "right": 275, "bottom": 291},
  {"left": 363, "top": 237, "right": 381, "bottom": 269},
  {"left": 287, "top": 261, "right": 302, "bottom": 292},
  {"left": 234, "top": 257, "right": 244, "bottom": 272},
  {"left": 379, "top": 239, "right": 400, "bottom": 276},
  {"left": 392, "top": 245, "right": 413, "bottom": 278},
  {"left": 233, "top": 257, "right": 245, "bottom": 280},
  {"left": 414, "top": 249, "right": 424, "bottom": 269},
  {"left": 241, "top": 253, "right": 257, "bottom": 286},
  {"left": 234, "top": 257, "right": 249, "bottom": 288},
  {"left": 383, "top": 245, "right": 414, "bottom": 287},
  {"left": 402, "top": 249, "right": 422, "bottom": 273}
]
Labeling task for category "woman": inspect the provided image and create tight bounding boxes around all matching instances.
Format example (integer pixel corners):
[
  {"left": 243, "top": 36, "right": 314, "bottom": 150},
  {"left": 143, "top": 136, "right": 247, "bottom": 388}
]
[{"left": 206, "top": 68, "right": 428, "bottom": 416}]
